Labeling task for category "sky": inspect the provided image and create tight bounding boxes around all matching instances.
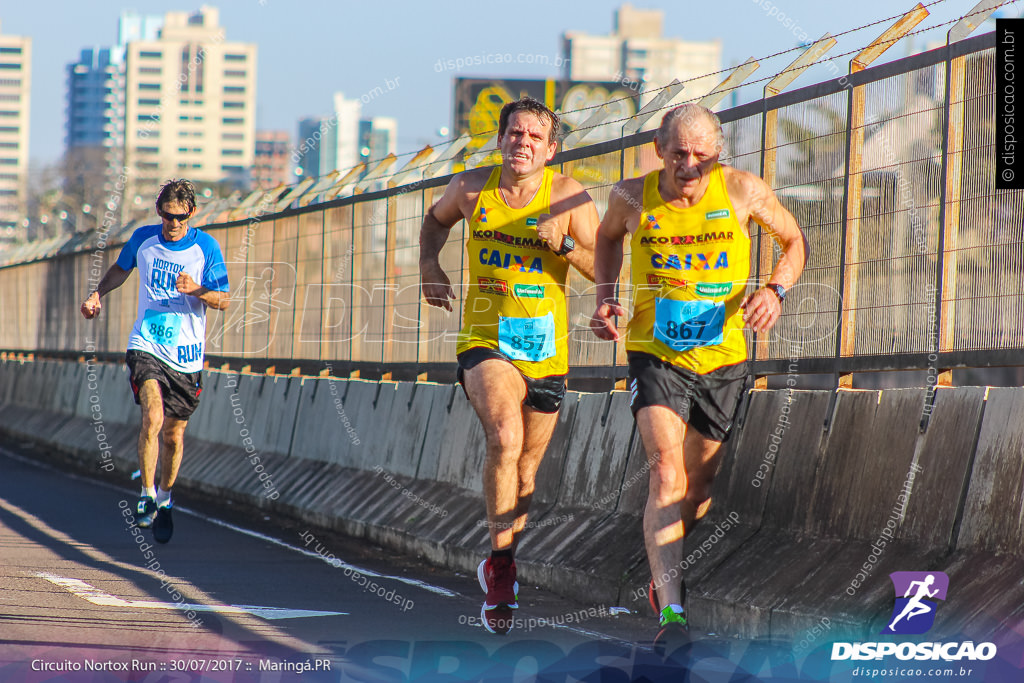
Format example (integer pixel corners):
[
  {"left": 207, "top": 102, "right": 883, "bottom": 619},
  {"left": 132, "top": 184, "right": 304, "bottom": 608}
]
[{"left": 1, "top": 0, "right": 1020, "bottom": 170}]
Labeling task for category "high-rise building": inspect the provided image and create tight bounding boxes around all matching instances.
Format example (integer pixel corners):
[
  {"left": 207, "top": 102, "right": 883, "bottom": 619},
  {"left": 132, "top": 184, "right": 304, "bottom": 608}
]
[
  {"left": 253, "top": 130, "right": 291, "bottom": 189},
  {"left": 118, "top": 12, "right": 164, "bottom": 47},
  {"left": 293, "top": 93, "right": 367, "bottom": 180},
  {"left": 0, "top": 20, "right": 31, "bottom": 243},
  {"left": 333, "top": 92, "right": 361, "bottom": 174},
  {"left": 295, "top": 117, "right": 329, "bottom": 179},
  {"left": 122, "top": 6, "right": 257, "bottom": 208},
  {"left": 294, "top": 100, "right": 399, "bottom": 182},
  {"left": 66, "top": 48, "right": 123, "bottom": 151},
  {"left": 358, "top": 116, "right": 397, "bottom": 164},
  {"left": 561, "top": 4, "right": 720, "bottom": 112},
  {"left": 64, "top": 13, "right": 161, "bottom": 223},
  {"left": 65, "top": 47, "right": 127, "bottom": 218}
]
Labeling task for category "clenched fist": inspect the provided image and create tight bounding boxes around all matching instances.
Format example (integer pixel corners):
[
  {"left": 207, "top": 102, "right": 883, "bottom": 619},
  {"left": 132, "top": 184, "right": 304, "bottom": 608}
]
[
  {"left": 81, "top": 292, "right": 101, "bottom": 319},
  {"left": 536, "top": 213, "right": 566, "bottom": 253},
  {"left": 176, "top": 272, "right": 199, "bottom": 296}
]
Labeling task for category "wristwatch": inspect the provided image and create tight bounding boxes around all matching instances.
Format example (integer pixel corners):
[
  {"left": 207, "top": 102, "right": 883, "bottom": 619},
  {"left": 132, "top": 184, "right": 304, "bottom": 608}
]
[
  {"left": 555, "top": 235, "right": 575, "bottom": 256},
  {"left": 766, "top": 283, "right": 786, "bottom": 302}
]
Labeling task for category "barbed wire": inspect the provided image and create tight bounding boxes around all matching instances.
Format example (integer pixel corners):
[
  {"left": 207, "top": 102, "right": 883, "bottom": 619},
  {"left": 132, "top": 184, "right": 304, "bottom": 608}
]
[
  {"left": 360, "top": 0, "right": 962, "bottom": 168},
  {"left": 12, "top": 0, "right": 1016, "bottom": 254},
  {"left": 287, "top": 2, "right": 958, "bottom": 191},
  {"left": 331, "top": 0, "right": 1015, "bottom": 192},
  {"left": 565, "top": 0, "right": 1017, "bottom": 139}
]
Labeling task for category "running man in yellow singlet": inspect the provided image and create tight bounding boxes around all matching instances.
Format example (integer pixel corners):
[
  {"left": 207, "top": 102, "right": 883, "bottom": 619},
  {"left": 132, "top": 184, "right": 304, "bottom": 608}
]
[
  {"left": 419, "top": 97, "right": 598, "bottom": 634},
  {"left": 590, "top": 104, "right": 806, "bottom": 641}
]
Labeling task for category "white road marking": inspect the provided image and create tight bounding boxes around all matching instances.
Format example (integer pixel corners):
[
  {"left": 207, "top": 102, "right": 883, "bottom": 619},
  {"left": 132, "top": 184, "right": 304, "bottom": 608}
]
[
  {"left": 184, "top": 510, "right": 460, "bottom": 598},
  {"left": 0, "top": 446, "right": 457, "bottom": 598},
  {"left": 36, "top": 572, "right": 346, "bottom": 620},
  {"left": 3, "top": 445, "right": 636, "bottom": 645}
]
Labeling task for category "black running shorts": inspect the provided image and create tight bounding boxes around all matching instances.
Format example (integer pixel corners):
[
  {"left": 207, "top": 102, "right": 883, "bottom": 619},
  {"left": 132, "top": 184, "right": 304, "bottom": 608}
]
[
  {"left": 456, "top": 346, "right": 566, "bottom": 414},
  {"left": 627, "top": 352, "right": 748, "bottom": 442},
  {"left": 126, "top": 350, "right": 203, "bottom": 420}
]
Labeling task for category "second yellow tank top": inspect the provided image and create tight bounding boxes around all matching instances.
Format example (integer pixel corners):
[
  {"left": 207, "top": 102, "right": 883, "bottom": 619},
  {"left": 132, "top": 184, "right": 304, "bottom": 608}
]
[{"left": 626, "top": 165, "right": 751, "bottom": 374}]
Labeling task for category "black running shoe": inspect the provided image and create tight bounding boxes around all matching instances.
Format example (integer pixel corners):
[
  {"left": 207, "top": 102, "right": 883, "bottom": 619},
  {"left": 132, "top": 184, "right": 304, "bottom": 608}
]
[
  {"left": 136, "top": 496, "right": 157, "bottom": 528},
  {"left": 153, "top": 505, "right": 173, "bottom": 544}
]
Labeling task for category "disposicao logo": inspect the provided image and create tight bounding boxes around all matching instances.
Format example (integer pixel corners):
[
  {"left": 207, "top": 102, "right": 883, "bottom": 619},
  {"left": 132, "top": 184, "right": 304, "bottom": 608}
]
[
  {"left": 882, "top": 571, "right": 948, "bottom": 635},
  {"left": 831, "top": 571, "right": 998, "bottom": 663}
]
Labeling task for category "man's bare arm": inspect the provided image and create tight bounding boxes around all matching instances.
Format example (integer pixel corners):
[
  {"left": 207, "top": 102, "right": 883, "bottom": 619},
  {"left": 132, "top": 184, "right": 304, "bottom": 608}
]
[
  {"left": 538, "top": 178, "right": 599, "bottom": 280},
  {"left": 562, "top": 190, "right": 599, "bottom": 281},
  {"left": 80, "top": 264, "right": 131, "bottom": 319},
  {"left": 589, "top": 182, "right": 636, "bottom": 340},
  {"left": 418, "top": 174, "right": 470, "bottom": 311},
  {"left": 175, "top": 273, "right": 230, "bottom": 310},
  {"left": 740, "top": 173, "right": 807, "bottom": 333},
  {"left": 195, "top": 289, "right": 231, "bottom": 310},
  {"left": 748, "top": 177, "right": 806, "bottom": 289}
]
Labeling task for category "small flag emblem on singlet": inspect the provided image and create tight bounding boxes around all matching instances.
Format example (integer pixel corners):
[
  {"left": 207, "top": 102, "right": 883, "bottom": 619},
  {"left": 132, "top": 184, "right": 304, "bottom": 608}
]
[{"left": 479, "top": 207, "right": 487, "bottom": 223}]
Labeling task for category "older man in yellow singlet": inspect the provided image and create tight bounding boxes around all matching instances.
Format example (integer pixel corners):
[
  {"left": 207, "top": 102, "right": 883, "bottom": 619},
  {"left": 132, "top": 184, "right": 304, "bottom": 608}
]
[
  {"left": 590, "top": 104, "right": 806, "bottom": 641},
  {"left": 419, "top": 97, "right": 598, "bottom": 634}
]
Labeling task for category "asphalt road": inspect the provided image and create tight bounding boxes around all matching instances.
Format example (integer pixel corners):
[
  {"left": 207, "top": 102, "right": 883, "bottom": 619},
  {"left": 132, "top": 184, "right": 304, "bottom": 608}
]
[{"left": 0, "top": 437, "right": 720, "bottom": 683}]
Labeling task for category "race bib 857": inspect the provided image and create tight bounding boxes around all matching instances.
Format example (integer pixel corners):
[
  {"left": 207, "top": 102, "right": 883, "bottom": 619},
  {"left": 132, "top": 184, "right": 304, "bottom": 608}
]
[{"left": 498, "top": 312, "right": 556, "bottom": 362}]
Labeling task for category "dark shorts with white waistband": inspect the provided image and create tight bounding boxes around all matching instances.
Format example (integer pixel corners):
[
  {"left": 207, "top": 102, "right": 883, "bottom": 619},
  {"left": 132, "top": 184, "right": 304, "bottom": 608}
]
[
  {"left": 456, "top": 346, "right": 566, "bottom": 414},
  {"left": 626, "top": 351, "right": 748, "bottom": 442},
  {"left": 126, "top": 349, "right": 203, "bottom": 420}
]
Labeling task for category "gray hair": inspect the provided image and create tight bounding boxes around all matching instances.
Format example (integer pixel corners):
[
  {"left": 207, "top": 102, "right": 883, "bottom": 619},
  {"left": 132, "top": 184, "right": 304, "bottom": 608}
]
[{"left": 656, "top": 104, "right": 725, "bottom": 155}]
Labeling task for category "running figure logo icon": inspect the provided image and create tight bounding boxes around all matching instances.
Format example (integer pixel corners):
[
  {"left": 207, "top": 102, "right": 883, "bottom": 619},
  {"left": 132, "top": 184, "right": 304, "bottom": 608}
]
[{"left": 882, "top": 571, "right": 949, "bottom": 635}]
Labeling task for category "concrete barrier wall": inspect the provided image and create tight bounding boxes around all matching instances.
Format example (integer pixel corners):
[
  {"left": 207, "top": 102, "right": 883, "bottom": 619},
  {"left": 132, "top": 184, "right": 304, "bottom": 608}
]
[
  {"left": 1, "top": 358, "right": 1020, "bottom": 642},
  {"left": 934, "top": 387, "right": 1024, "bottom": 644},
  {"left": 379, "top": 381, "right": 443, "bottom": 478}
]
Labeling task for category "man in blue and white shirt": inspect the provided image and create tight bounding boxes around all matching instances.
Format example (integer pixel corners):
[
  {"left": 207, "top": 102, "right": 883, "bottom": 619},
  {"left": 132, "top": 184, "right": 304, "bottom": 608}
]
[{"left": 81, "top": 180, "right": 230, "bottom": 543}]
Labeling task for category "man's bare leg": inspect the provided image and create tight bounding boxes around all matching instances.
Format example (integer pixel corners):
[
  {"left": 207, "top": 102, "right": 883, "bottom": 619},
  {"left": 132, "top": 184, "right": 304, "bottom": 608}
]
[
  {"left": 462, "top": 359, "right": 528, "bottom": 550},
  {"left": 158, "top": 416, "right": 188, "bottom": 493},
  {"left": 681, "top": 427, "right": 725, "bottom": 531},
  {"left": 137, "top": 380, "right": 164, "bottom": 491},
  {"left": 637, "top": 405, "right": 688, "bottom": 611},
  {"left": 639, "top": 406, "right": 726, "bottom": 611},
  {"left": 510, "top": 406, "right": 559, "bottom": 548},
  {"left": 151, "top": 414, "right": 186, "bottom": 543}
]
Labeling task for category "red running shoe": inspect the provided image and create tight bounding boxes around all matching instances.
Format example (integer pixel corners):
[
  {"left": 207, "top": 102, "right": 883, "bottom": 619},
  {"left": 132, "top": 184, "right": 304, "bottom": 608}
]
[{"left": 477, "top": 557, "right": 519, "bottom": 634}]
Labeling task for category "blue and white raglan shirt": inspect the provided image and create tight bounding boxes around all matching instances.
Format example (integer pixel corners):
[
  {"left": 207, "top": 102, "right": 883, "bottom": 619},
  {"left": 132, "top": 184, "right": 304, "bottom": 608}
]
[{"left": 116, "top": 225, "right": 229, "bottom": 374}]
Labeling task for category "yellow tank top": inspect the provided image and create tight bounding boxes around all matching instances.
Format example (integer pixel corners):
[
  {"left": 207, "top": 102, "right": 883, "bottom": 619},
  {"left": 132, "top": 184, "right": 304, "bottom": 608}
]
[
  {"left": 457, "top": 167, "right": 570, "bottom": 378},
  {"left": 626, "top": 165, "right": 751, "bottom": 374}
]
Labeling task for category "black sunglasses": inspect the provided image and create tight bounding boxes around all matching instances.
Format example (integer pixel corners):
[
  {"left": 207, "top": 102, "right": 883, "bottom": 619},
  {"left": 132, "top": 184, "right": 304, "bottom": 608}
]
[{"left": 160, "top": 210, "right": 191, "bottom": 222}]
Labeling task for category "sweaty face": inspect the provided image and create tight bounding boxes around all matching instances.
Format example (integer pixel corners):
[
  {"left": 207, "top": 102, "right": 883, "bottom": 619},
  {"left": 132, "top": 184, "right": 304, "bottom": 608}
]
[
  {"left": 159, "top": 200, "right": 192, "bottom": 242},
  {"left": 657, "top": 118, "right": 721, "bottom": 194},
  {"left": 499, "top": 111, "right": 557, "bottom": 176}
]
